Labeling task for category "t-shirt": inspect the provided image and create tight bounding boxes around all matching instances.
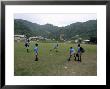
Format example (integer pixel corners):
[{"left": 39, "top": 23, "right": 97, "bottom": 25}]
[
  {"left": 34, "top": 47, "right": 38, "bottom": 53},
  {"left": 78, "top": 47, "right": 80, "bottom": 53},
  {"left": 54, "top": 44, "right": 58, "bottom": 48},
  {"left": 70, "top": 48, "right": 74, "bottom": 53},
  {"left": 25, "top": 39, "right": 29, "bottom": 46}
]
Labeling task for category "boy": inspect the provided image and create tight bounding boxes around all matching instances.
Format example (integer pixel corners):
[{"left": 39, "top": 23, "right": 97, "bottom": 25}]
[
  {"left": 25, "top": 38, "right": 30, "bottom": 53},
  {"left": 34, "top": 43, "right": 38, "bottom": 61},
  {"left": 77, "top": 44, "right": 84, "bottom": 62},
  {"left": 68, "top": 47, "right": 76, "bottom": 61},
  {"left": 54, "top": 43, "right": 58, "bottom": 52},
  {"left": 50, "top": 43, "right": 59, "bottom": 52}
]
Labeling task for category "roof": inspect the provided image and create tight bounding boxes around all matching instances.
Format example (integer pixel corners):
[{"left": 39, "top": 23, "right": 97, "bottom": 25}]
[
  {"left": 14, "top": 35, "right": 25, "bottom": 38},
  {"left": 83, "top": 40, "right": 90, "bottom": 42}
]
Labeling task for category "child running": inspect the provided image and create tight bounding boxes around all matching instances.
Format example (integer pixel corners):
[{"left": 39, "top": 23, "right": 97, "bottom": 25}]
[
  {"left": 34, "top": 43, "right": 39, "bottom": 61},
  {"left": 68, "top": 47, "right": 76, "bottom": 61},
  {"left": 54, "top": 43, "right": 58, "bottom": 52},
  {"left": 50, "top": 43, "right": 59, "bottom": 52}
]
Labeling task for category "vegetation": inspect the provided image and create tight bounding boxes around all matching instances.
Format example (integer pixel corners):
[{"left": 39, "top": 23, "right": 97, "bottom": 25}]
[
  {"left": 14, "top": 19, "right": 97, "bottom": 40},
  {"left": 89, "top": 37, "right": 97, "bottom": 44}
]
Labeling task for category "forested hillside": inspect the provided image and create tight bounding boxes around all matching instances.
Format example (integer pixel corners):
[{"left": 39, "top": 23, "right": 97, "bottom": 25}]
[{"left": 14, "top": 19, "right": 97, "bottom": 40}]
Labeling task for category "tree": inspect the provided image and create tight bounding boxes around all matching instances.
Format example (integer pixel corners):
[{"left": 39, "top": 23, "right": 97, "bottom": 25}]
[{"left": 89, "top": 37, "right": 97, "bottom": 44}]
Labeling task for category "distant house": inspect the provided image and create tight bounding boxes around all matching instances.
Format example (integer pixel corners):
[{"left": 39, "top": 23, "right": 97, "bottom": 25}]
[
  {"left": 29, "top": 36, "right": 38, "bottom": 41},
  {"left": 14, "top": 35, "right": 25, "bottom": 42},
  {"left": 29, "top": 36, "right": 46, "bottom": 41},
  {"left": 67, "top": 41, "right": 71, "bottom": 43},
  {"left": 38, "top": 36, "right": 44, "bottom": 40},
  {"left": 75, "top": 39, "right": 78, "bottom": 43},
  {"left": 45, "top": 38, "right": 51, "bottom": 41},
  {"left": 74, "top": 37, "right": 82, "bottom": 43},
  {"left": 82, "top": 40, "right": 90, "bottom": 44}
]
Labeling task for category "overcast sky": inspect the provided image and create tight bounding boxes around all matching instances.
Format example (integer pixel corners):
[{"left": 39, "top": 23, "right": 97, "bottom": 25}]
[{"left": 14, "top": 13, "right": 96, "bottom": 27}]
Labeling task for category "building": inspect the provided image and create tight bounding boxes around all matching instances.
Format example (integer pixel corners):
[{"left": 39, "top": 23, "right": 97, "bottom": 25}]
[
  {"left": 14, "top": 35, "right": 25, "bottom": 42},
  {"left": 29, "top": 36, "right": 38, "bottom": 41},
  {"left": 29, "top": 36, "right": 45, "bottom": 41},
  {"left": 82, "top": 40, "right": 90, "bottom": 44}
]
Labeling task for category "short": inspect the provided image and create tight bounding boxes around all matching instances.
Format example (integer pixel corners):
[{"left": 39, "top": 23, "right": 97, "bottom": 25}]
[
  {"left": 35, "top": 53, "right": 38, "bottom": 55},
  {"left": 26, "top": 46, "right": 29, "bottom": 49},
  {"left": 78, "top": 52, "right": 82, "bottom": 55},
  {"left": 76, "top": 53, "right": 79, "bottom": 57},
  {"left": 25, "top": 43, "right": 29, "bottom": 47},
  {"left": 70, "top": 52, "right": 74, "bottom": 56},
  {"left": 54, "top": 46, "right": 58, "bottom": 49}
]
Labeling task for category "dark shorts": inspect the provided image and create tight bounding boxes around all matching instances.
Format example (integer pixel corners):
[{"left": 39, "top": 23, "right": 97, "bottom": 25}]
[{"left": 25, "top": 43, "right": 29, "bottom": 47}]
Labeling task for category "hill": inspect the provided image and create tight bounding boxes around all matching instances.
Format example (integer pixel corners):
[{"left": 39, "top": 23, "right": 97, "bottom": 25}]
[{"left": 14, "top": 19, "right": 97, "bottom": 40}]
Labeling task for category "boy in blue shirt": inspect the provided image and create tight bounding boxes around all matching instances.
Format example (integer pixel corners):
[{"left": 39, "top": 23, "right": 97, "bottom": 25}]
[
  {"left": 77, "top": 44, "right": 85, "bottom": 62},
  {"left": 34, "top": 43, "right": 38, "bottom": 61},
  {"left": 68, "top": 47, "right": 76, "bottom": 61}
]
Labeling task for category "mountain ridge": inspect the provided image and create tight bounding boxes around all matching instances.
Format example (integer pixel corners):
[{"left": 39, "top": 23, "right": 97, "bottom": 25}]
[{"left": 14, "top": 19, "right": 97, "bottom": 40}]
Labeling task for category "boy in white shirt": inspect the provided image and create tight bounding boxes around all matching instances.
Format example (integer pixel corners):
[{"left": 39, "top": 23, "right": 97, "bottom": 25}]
[{"left": 25, "top": 38, "right": 30, "bottom": 53}]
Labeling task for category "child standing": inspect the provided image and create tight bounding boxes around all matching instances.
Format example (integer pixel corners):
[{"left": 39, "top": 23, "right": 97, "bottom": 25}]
[
  {"left": 68, "top": 47, "right": 76, "bottom": 61},
  {"left": 34, "top": 43, "right": 38, "bottom": 61},
  {"left": 77, "top": 44, "right": 84, "bottom": 62},
  {"left": 25, "top": 38, "right": 30, "bottom": 53}
]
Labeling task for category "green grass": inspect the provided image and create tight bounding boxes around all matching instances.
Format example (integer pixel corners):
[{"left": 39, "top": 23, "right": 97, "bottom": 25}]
[{"left": 14, "top": 42, "right": 97, "bottom": 76}]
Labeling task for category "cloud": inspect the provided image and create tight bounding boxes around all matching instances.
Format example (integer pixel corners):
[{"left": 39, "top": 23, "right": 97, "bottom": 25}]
[{"left": 14, "top": 13, "right": 96, "bottom": 27}]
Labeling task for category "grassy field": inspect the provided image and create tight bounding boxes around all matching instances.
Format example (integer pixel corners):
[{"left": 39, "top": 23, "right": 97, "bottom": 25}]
[{"left": 14, "top": 42, "right": 97, "bottom": 76}]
